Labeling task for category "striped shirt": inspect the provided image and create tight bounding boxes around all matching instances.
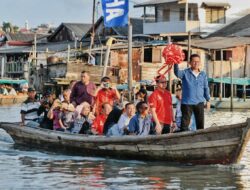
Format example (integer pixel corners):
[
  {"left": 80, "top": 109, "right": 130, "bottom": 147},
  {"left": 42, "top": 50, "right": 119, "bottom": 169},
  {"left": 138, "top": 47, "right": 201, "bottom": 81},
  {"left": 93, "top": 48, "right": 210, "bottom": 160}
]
[{"left": 20, "top": 98, "right": 41, "bottom": 124}]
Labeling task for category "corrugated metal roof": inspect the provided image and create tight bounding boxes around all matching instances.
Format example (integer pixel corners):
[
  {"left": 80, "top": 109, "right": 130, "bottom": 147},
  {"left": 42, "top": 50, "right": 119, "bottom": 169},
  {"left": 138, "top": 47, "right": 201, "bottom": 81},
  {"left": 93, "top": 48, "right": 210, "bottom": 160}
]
[
  {"left": 201, "top": 2, "right": 231, "bottom": 9},
  {"left": 5, "top": 33, "right": 47, "bottom": 42},
  {"left": 113, "top": 18, "right": 144, "bottom": 36},
  {"left": 209, "top": 14, "right": 250, "bottom": 37},
  {"left": 0, "top": 41, "right": 75, "bottom": 54},
  {"left": 134, "top": 0, "right": 178, "bottom": 7},
  {"left": 62, "top": 23, "right": 92, "bottom": 39},
  {"left": 178, "top": 37, "right": 250, "bottom": 49}
]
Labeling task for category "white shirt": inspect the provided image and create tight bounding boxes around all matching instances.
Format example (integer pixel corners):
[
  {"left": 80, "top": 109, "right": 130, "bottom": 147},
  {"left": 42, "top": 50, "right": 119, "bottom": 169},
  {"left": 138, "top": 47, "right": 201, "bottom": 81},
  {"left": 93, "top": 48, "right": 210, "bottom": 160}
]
[{"left": 117, "top": 113, "right": 133, "bottom": 133}]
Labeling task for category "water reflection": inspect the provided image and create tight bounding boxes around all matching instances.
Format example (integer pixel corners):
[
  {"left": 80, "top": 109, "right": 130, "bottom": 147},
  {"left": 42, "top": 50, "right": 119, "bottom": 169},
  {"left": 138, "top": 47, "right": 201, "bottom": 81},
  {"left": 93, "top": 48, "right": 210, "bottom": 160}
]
[{"left": 0, "top": 143, "right": 249, "bottom": 190}]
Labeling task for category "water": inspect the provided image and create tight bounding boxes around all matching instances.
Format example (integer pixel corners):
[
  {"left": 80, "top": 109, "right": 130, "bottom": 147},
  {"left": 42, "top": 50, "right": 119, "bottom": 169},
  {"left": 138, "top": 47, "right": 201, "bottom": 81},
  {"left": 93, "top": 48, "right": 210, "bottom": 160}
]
[{"left": 0, "top": 105, "right": 250, "bottom": 189}]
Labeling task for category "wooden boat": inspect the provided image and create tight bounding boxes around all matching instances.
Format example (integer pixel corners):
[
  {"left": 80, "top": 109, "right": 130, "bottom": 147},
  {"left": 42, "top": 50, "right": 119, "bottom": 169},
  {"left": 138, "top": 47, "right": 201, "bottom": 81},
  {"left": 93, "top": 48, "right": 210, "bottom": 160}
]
[
  {"left": 211, "top": 98, "right": 250, "bottom": 109},
  {"left": 0, "top": 79, "right": 28, "bottom": 105},
  {"left": 0, "top": 94, "right": 27, "bottom": 105},
  {"left": 0, "top": 119, "right": 250, "bottom": 165}
]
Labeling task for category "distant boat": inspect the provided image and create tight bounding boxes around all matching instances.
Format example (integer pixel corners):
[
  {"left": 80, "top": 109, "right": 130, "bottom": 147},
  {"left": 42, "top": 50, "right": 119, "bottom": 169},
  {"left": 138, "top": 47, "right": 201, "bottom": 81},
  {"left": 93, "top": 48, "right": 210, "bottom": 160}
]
[
  {"left": 1, "top": 119, "right": 250, "bottom": 165},
  {"left": 0, "top": 79, "right": 28, "bottom": 105},
  {"left": 211, "top": 98, "right": 250, "bottom": 109}
]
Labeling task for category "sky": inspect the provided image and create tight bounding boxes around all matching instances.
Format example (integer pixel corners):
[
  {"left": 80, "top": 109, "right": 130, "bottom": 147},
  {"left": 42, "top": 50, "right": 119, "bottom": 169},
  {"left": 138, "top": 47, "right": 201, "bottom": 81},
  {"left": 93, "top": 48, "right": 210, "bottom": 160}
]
[{"left": 1, "top": 0, "right": 250, "bottom": 28}]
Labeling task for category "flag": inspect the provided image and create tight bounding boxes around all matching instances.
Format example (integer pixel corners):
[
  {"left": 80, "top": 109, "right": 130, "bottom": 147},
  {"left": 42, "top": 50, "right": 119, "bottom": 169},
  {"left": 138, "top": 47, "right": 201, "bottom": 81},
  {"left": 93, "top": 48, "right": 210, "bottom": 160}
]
[{"left": 102, "top": 0, "right": 129, "bottom": 27}]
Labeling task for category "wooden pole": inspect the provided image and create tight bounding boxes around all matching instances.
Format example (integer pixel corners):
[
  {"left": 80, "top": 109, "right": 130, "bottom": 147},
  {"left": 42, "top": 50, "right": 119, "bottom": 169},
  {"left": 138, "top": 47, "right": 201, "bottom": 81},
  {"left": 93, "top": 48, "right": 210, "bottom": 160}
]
[
  {"left": 102, "top": 45, "right": 111, "bottom": 77},
  {"left": 90, "top": 0, "right": 96, "bottom": 49},
  {"left": 67, "top": 45, "right": 70, "bottom": 63},
  {"left": 128, "top": 19, "right": 133, "bottom": 101},
  {"left": 230, "top": 58, "right": 233, "bottom": 112},
  {"left": 167, "top": 36, "right": 172, "bottom": 92},
  {"left": 219, "top": 49, "right": 223, "bottom": 101},
  {"left": 243, "top": 85, "right": 246, "bottom": 101},
  {"left": 187, "top": 31, "right": 191, "bottom": 67}
]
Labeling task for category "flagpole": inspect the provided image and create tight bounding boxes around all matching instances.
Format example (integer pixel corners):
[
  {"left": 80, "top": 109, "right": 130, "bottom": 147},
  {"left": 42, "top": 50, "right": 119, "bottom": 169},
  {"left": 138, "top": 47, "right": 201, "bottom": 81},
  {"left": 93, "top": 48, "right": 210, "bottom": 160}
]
[{"left": 128, "top": 17, "right": 133, "bottom": 101}]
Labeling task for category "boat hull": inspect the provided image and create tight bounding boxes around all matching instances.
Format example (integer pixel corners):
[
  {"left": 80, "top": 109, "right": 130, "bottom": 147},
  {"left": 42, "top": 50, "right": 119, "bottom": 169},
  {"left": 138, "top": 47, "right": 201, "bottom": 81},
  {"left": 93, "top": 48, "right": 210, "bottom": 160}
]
[
  {"left": 1, "top": 120, "right": 250, "bottom": 165},
  {"left": 0, "top": 95, "right": 27, "bottom": 105}
]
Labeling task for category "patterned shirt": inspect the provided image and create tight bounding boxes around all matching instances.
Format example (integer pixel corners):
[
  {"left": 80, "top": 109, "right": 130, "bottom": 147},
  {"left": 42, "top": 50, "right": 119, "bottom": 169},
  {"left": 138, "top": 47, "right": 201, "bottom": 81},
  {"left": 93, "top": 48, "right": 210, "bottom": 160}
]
[{"left": 20, "top": 98, "right": 41, "bottom": 124}]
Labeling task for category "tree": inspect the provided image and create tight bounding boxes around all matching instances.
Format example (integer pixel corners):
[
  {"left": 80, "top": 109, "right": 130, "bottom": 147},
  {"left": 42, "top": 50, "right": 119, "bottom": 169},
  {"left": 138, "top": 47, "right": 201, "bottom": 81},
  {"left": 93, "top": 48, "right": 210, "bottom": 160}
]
[{"left": 2, "top": 22, "right": 19, "bottom": 33}]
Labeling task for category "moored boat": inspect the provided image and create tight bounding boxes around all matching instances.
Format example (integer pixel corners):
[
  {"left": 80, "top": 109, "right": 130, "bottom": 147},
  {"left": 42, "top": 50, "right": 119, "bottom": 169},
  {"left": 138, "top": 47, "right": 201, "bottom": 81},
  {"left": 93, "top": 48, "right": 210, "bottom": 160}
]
[
  {"left": 0, "top": 79, "right": 28, "bottom": 105},
  {"left": 0, "top": 94, "right": 27, "bottom": 105},
  {"left": 0, "top": 119, "right": 250, "bottom": 165}
]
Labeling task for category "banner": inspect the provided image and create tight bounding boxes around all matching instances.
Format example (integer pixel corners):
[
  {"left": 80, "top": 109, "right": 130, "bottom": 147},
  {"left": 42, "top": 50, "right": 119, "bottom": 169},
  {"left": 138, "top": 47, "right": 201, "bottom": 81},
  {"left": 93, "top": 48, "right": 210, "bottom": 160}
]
[{"left": 102, "top": 0, "right": 129, "bottom": 27}]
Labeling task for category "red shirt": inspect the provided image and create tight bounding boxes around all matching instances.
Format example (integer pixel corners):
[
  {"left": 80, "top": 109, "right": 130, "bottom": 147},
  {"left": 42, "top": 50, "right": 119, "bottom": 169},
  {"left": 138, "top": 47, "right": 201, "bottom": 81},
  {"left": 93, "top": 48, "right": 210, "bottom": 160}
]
[
  {"left": 92, "top": 114, "right": 107, "bottom": 135},
  {"left": 148, "top": 88, "right": 173, "bottom": 124},
  {"left": 95, "top": 88, "right": 117, "bottom": 115}
]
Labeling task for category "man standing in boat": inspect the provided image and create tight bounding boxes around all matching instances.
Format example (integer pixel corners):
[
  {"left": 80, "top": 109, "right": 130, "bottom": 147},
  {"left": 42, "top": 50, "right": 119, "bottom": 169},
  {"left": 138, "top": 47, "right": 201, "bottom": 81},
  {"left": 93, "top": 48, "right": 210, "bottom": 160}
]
[
  {"left": 148, "top": 75, "right": 176, "bottom": 134},
  {"left": 174, "top": 54, "right": 210, "bottom": 131},
  {"left": 70, "top": 71, "right": 96, "bottom": 107}
]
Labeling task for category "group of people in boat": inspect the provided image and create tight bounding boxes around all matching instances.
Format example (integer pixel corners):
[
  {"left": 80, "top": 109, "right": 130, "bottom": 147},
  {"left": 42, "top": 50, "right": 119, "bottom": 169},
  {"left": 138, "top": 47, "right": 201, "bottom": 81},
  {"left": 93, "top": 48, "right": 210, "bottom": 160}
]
[
  {"left": 0, "top": 84, "right": 17, "bottom": 96},
  {"left": 20, "top": 54, "right": 211, "bottom": 136}
]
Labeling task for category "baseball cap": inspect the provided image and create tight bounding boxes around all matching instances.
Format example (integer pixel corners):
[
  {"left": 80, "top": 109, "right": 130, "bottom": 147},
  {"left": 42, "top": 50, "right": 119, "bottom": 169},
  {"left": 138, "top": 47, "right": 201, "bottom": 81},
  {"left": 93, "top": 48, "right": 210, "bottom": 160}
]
[{"left": 28, "top": 87, "right": 36, "bottom": 92}]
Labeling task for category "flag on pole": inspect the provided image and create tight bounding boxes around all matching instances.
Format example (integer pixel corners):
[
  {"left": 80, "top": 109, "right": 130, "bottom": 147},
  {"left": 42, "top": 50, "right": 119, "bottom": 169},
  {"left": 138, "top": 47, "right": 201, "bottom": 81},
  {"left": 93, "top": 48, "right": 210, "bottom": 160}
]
[{"left": 101, "top": 0, "right": 129, "bottom": 27}]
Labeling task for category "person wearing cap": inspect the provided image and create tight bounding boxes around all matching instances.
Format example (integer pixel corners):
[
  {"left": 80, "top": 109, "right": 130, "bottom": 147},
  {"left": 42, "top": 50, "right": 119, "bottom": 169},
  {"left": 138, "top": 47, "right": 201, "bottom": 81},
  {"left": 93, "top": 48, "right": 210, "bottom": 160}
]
[
  {"left": 20, "top": 87, "right": 41, "bottom": 128},
  {"left": 148, "top": 75, "right": 176, "bottom": 135},
  {"left": 174, "top": 54, "right": 210, "bottom": 131},
  {"left": 38, "top": 91, "right": 56, "bottom": 130}
]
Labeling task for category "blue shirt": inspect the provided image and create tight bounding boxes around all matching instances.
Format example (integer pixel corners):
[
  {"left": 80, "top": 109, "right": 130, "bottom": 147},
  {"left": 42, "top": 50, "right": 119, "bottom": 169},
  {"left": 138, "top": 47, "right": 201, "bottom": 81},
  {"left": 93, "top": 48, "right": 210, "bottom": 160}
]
[
  {"left": 128, "top": 114, "right": 152, "bottom": 136},
  {"left": 174, "top": 64, "right": 210, "bottom": 105}
]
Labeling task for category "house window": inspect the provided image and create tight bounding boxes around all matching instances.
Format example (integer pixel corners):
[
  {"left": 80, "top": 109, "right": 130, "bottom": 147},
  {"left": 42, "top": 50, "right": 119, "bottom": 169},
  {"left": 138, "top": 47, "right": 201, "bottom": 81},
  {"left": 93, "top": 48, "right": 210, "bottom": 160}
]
[
  {"left": 144, "top": 48, "right": 152, "bottom": 62},
  {"left": 205, "top": 8, "right": 226, "bottom": 24},
  {"left": 162, "top": 9, "right": 170, "bottom": 21},
  {"left": 180, "top": 7, "right": 198, "bottom": 21},
  {"left": 215, "top": 50, "right": 232, "bottom": 61},
  {"left": 144, "top": 48, "right": 161, "bottom": 63},
  {"left": 180, "top": 8, "right": 185, "bottom": 21}
]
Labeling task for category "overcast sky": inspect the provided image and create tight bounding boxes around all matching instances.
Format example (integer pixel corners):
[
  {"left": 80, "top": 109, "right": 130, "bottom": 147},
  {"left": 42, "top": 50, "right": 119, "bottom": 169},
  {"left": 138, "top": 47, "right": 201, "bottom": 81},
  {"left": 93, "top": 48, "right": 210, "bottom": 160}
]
[{"left": 1, "top": 0, "right": 250, "bottom": 28}]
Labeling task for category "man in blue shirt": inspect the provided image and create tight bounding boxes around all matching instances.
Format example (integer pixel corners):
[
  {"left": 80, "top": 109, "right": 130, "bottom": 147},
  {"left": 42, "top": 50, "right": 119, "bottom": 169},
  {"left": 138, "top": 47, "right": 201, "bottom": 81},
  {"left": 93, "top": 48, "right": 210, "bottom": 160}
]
[{"left": 174, "top": 54, "right": 210, "bottom": 131}]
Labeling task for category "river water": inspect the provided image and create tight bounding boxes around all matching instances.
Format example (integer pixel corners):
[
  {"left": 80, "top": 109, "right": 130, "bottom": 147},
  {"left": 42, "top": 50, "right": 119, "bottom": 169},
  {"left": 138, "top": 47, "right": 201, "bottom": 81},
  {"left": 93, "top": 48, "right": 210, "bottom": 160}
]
[{"left": 0, "top": 105, "right": 250, "bottom": 190}]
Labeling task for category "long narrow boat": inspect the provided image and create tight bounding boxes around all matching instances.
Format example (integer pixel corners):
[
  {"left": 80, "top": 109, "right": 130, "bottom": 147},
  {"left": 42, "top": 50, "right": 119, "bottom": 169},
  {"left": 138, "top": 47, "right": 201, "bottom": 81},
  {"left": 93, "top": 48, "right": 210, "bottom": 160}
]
[
  {"left": 0, "top": 94, "right": 27, "bottom": 105},
  {"left": 1, "top": 119, "right": 250, "bottom": 165}
]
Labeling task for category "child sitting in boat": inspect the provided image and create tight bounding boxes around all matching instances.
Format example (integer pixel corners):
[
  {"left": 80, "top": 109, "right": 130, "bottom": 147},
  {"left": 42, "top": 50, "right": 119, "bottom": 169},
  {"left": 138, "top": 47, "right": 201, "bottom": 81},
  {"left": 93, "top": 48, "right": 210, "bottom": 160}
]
[
  {"left": 72, "top": 102, "right": 95, "bottom": 134},
  {"left": 92, "top": 103, "right": 112, "bottom": 135},
  {"left": 59, "top": 102, "right": 75, "bottom": 132},
  {"left": 47, "top": 99, "right": 63, "bottom": 131},
  {"left": 128, "top": 101, "right": 154, "bottom": 136}
]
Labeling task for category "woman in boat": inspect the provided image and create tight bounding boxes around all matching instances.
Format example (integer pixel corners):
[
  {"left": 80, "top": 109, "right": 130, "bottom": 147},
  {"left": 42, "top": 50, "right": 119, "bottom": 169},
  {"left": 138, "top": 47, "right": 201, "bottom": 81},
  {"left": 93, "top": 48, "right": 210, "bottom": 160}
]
[
  {"left": 128, "top": 101, "right": 154, "bottom": 136},
  {"left": 92, "top": 103, "right": 112, "bottom": 135},
  {"left": 58, "top": 89, "right": 75, "bottom": 132},
  {"left": 71, "top": 102, "right": 95, "bottom": 134},
  {"left": 94, "top": 77, "right": 120, "bottom": 116}
]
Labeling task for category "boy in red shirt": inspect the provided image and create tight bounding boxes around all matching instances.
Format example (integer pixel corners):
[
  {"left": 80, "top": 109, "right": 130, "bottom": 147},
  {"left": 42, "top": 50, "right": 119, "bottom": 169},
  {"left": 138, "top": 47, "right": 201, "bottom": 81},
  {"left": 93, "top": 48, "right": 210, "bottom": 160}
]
[
  {"left": 148, "top": 75, "right": 176, "bottom": 134},
  {"left": 92, "top": 103, "right": 112, "bottom": 135},
  {"left": 94, "top": 77, "right": 120, "bottom": 115}
]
